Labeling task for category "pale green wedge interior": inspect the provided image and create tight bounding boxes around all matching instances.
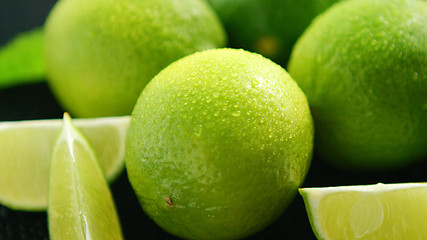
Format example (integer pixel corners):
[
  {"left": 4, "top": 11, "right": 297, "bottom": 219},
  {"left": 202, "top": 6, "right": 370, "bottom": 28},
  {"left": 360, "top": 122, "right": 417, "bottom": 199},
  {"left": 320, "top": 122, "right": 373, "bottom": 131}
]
[
  {"left": 300, "top": 183, "right": 427, "bottom": 240},
  {"left": 0, "top": 116, "right": 129, "bottom": 210}
]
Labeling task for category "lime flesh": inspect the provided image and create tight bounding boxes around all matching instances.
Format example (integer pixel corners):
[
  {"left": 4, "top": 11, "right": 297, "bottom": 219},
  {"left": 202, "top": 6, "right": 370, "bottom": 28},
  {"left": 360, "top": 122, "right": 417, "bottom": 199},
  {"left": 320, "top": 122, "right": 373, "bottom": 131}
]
[
  {"left": 0, "top": 115, "right": 129, "bottom": 211},
  {"left": 300, "top": 183, "right": 427, "bottom": 240}
]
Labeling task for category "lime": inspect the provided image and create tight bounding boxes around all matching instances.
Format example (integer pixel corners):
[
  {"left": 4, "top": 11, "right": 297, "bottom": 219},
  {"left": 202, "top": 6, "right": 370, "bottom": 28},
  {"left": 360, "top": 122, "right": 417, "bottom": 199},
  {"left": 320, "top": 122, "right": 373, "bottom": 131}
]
[
  {"left": 0, "top": 115, "right": 129, "bottom": 211},
  {"left": 48, "top": 113, "right": 122, "bottom": 239},
  {"left": 299, "top": 183, "right": 427, "bottom": 240},
  {"left": 208, "top": 0, "right": 340, "bottom": 66},
  {"left": 44, "top": 0, "right": 226, "bottom": 117},
  {"left": 288, "top": 0, "right": 427, "bottom": 170},
  {"left": 126, "top": 48, "right": 314, "bottom": 239}
]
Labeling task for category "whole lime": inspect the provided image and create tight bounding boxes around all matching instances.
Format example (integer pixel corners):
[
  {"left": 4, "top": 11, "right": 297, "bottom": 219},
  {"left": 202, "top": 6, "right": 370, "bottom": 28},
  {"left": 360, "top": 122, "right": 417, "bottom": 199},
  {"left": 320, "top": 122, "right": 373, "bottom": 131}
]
[
  {"left": 208, "top": 0, "right": 340, "bottom": 66},
  {"left": 288, "top": 0, "right": 427, "bottom": 170},
  {"left": 44, "top": 0, "right": 226, "bottom": 117},
  {"left": 126, "top": 48, "right": 314, "bottom": 239}
]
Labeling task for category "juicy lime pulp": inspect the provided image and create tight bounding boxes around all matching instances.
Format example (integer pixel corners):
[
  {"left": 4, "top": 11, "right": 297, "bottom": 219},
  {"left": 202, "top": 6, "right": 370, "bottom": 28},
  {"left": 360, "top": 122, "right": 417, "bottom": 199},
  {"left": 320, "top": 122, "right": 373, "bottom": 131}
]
[
  {"left": 0, "top": 115, "right": 129, "bottom": 211},
  {"left": 299, "top": 183, "right": 427, "bottom": 240}
]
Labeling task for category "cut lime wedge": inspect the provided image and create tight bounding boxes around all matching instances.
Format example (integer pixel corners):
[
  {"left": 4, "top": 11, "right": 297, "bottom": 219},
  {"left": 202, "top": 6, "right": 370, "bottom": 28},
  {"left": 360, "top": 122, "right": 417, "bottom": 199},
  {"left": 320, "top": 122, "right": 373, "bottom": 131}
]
[
  {"left": 0, "top": 115, "right": 129, "bottom": 211},
  {"left": 299, "top": 183, "right": 427, "bottom": 240},
  {"left": 48, "top": 113, "right": 123, "bottom": 239}
]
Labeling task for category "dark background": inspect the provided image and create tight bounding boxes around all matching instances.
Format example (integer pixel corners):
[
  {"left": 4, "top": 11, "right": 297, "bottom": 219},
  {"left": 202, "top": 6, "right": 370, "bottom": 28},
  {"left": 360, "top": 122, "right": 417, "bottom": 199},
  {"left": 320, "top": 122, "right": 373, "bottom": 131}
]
[{"left": 0, "top": 1, "right": 426, "bottom": 239}]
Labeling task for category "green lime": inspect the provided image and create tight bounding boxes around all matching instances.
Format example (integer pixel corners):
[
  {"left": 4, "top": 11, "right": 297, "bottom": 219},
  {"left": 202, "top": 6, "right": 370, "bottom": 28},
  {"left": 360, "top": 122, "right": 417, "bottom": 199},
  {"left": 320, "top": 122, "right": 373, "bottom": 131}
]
[
  {"left": 126, "top": 48, "right": 314, "bottom": 239},
  {"left": 288, "top": 0, "right": 427, "bottom": 170},
  {"left": 48, "top": 113, "right": 122, "bottom": 239},
  {"left": 44, "top": 0, "right": 226, "bottom": 117},
  {"left": 0, "top": 115, "right": 129, "bottom": 211},
  {"left": 208, "top": 0, "right": 340, "bottom": 66},
  {"left": 299, "top": 183, "right": 427, "bottom": 239}
]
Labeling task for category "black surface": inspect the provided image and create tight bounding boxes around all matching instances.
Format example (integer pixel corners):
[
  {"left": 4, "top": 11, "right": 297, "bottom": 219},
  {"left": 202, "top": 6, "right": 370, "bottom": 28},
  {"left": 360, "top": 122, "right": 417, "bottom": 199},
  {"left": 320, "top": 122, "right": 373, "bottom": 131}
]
[{"left": 1, "top": 1, "right": 426, "bottom": 240}]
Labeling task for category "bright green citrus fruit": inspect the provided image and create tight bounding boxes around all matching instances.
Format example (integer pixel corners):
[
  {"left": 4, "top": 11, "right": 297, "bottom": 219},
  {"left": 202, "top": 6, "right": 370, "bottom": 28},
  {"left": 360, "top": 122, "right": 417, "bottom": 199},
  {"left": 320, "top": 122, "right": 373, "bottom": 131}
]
[
  {"left": 288, "top": 0, "right": 427, "bottom": 170},
  {"left": 48, "top": 113, "right": 123, "bottom": 239},
  {"left": 299, "top": 183, "right": 427, "bottom": 240},
  {"left": 208, "top": 0, "right": 340, "bottom": 66},
  {"left": 126, "top": 48, "right": 314, "bottom": 239},
  {"left": 0, "top": 115, "right": 129, "bottom": 211},
  {"left": 44, "top": 0, "right": 226, "bottom": 117}
]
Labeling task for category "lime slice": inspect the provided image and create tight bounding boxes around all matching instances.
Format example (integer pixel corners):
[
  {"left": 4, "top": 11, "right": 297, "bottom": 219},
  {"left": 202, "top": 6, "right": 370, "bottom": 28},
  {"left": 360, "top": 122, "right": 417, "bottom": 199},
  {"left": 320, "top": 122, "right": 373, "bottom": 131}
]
[
  {"left": 48, "top": 113, "right": 123, "bottom": 239},
  {"left": 299, "top": 183, "right": 427, "bottom": 240},
  {"left": 0, "top": 115, "right": 129, "bottom": 211}
]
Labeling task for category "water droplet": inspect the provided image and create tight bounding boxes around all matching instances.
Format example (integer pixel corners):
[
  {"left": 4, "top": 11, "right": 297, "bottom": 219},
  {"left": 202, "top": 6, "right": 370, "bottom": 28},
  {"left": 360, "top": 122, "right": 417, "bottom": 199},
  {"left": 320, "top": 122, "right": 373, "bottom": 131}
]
[
  {"left": 232, "top": 111, "right": 241, "bottom": 117},
  {"left": 194, "top": 125, "right": 203, "bottom": 137},
  {"left": 251, "top": 78, "right": 259, "bottom": 85},
  {"left": 214, "top": 111, "right": 220, "bottom": 117},
  {"left": 213, "top": 92, "right": 219, "bottom": 98}
]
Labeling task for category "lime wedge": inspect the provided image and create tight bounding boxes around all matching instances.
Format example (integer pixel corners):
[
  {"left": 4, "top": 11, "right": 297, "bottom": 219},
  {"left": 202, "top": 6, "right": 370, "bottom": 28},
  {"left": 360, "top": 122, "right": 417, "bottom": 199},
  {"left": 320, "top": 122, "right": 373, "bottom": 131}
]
[
  {"left": 48, "top": 113, "right": 123, "bottom": 239},
  {"left": 0, "top": 115, "right": 129, "bottom": 211},
  {"left": 299, "top": 183, "right": 427, "bottom": 240}
]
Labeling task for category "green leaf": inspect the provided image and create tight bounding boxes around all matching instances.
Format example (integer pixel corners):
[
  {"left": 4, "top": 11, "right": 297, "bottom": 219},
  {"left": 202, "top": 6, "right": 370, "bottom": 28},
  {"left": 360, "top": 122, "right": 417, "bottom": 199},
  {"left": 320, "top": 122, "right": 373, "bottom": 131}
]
[{"left": 0, "top": 27, "right": 45, "bottom": 89}]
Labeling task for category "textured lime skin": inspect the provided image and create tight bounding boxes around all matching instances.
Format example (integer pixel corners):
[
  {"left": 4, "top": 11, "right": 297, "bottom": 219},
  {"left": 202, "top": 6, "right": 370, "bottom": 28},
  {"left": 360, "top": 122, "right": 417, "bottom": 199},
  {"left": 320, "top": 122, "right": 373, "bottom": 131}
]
[
  {"left": 208, "top": 0, "right": 340, "bottom": 67},
  {"left": 288, "top": 0, "right": 427, "bottom": 170},
  {"left": 44, "top": 0, "right": 225, "bottom": 117},
  {"left": 126, "top": 48, "right": 314, "bottom": 239}
]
